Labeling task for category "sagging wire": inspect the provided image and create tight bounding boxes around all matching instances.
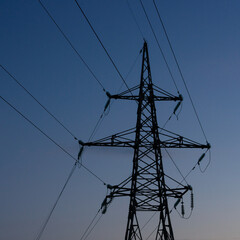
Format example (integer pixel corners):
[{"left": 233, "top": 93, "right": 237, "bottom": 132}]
[
  {"left": 74, "top": 0, "right": 134, "bottom": 96},
  {"left": 153, "top": 0, "right": 209, "bottom": 144},
  {"left": 75, "top": 38, "right": 143, "bottom": 240},
  {"left": 172, "top": 187, "right": 194, "bottom": 220},
  {"left": 0, "top": 93, "right": 109, "bottom": 240},
  {"left": 79, "top": 185, "right": 114, "bottom": 240},
  {"left": 79, "top": 92, "right": 112, "bottom": 148},
  {"left": 4, "top": 4, "right": 140, "bottom": 239},
  {"left": 195, "top": 148, "right": 212, "bottom": 174},
  {"left": 164, "top": 148, "right": 189, "bottom": 186},
  {"left": 0, "top": 96, "right": 106, "bottom": 184},
  {"left": 38, "top": 0, "right": 107, "bottom": 94},
  {"left": 199, "top": 148, "right": 212, "bottom": 173},
  {"left": 175, "top": 147, "right": 211, "bottom": 188},
  {"left": 76, "top": 90, "right": 112, "bottom": 170},
  {"left": 0, "top": 85, "right": 108, "bottom": 239},
  {"left": 82, "top": 50, "right": 141, "bottom": 144},
  {"left": 139, "top": 0, "right": 180, "bottom": 94},
  {"left": 35, "top": 161, "right": 79, "bottom": 240},
  {"left": 159, "top": 94, "right": 183, "bottom": 133},
  {"left": 171, "top": 148, "right": 211, "bottom": 219},
  {"left": 82, "top": 213, "right": 103, "bottom": 240},
  {"left": 79, "top": 208, "right": 102, "bottom": 240},
  {"left": 146, "top": 225, "right": 158, "bottom": 240},
  {"left": 126, "top": 0, "right": 145, "bottom": 39},
  {"left": 141, "top": 212, "right": 157, "bottom": 231},
  {"left": 174, "top": 199, "right": 193, "bottom": 220},
  {"left": 0, "top": 95, "right": 110, "bottom": 240},
  {"left": 0, "top": 65, "right": 78, "bottom": 141}
]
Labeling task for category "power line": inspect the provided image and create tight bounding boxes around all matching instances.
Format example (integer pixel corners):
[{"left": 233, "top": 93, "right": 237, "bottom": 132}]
[
  {"left": 146, "top": 225, "right": 158, "bottom": 240},
  {"left": 153, "top": 0, "right": 208, "bottom": 142},
  {"left": 126, "top": 0, "right": 145, "bottom": 39},
  {"left": 179, "top": 149, "right": 211, "bottom": 185},
  {"left": 141, "top": 212, "right": 157, "bottom": 230},
  {"left": 164, "top": 148, "right": 189, "bottom": 186},
  {"left": 82, "top": 213, "right": 103, "bottom": 240},
  {"left": 38, "top": 0, "right": 107, "bottom": 93},
  {"left": 0, "top": 64, "right": 78, "bottom": 140},
  {"left": 35, "top": 162, "right": 77, "bottom": 240},
  {"left": 199, "top": 149, "right": 211, "bottom": 173},
  {"left": 139, "top": 0, "right": 180, "bottom": 93},
  {"left": 0, "top": 95, "right": 106, "bottom": 185},
  {"left": 79, "top": 208, "right": 102, "bottom": 240},
  {"left": 1, "top": 95, "right": 110, "bottom": 240},
  {"left": 80, "top": 208, "right": 101, "bottom": 240},
  {"left": 76, "top": 52, "right": 142, "bottom": 239},
  {"left": 87, "top": 50, "right": 141, "bottom": 142},
  {"left": 74, "top": 0, "right": 132, "bottom": 94},
  {"left": 1, "top": 29, "right": 140, "bottom": 240}
]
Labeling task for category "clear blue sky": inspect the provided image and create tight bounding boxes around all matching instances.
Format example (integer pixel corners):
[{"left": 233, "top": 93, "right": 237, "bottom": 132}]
[{"left": 1, "top": 1, "right": 240, "bottom": 240}]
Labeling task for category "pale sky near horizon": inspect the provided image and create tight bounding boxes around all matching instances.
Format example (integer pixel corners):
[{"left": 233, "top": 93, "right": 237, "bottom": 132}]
[{"left": 1, "top": 1, "right": 240, "bottom": 240}]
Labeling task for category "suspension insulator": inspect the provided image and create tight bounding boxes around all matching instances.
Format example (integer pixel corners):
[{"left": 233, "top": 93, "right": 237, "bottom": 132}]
[
  {"left": 78, "top": 146, "right": 84, "bottom": 160},
  {"left": 101, "top": 197, "right": 107, "bottom": 214},
  {"left": 198, "top": 153, "right": 205, "bottom": 165},
  {"left": 181, "top": 200, "right": 185, "bottom": 217},
  {"left": 173, "top": 102, "right": 181, "bottom": 115},
  {"left": 104, "top": 98, "right": 111, "bottom": 111},
  {"left": 191, "top": 191, "right": 194, "bottom": 209},
  {"left": 174, "top": 198, "right": 181, "bottom": 209},
  {"left": 101, "top": 206, "right": 107, "bottom": 214}
]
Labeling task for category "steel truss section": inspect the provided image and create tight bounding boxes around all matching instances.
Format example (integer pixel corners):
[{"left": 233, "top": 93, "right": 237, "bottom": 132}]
[{"left": 81, "top": 42, "right": 210, "bottom": 240}]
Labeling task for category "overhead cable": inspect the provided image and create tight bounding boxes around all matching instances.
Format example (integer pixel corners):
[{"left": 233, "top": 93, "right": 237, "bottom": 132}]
[
  {"left": 74, "top": 0, "right": 132, "bottom": 94},
  {"left": 170, "top": 148, "right": 211, "bottom": 189},
  {"left": 79, "top": 208, "right": 103, "bottom": 240},
  {"left": 77, "top": 52, "right": 142, "bottom": 239},
  {"left": 87, "top": 50, "right": 141, "bottom": 142},
  {"left": 153, "top": 0, "right": 208, "bottom": 142},
  {"left": 126, "top": 0, "right": 145, "bottom": 39},
  {"left": 38, "top": 0, "right": 107, "bottom": 93},
  {"left": 79, "top": 208, "right": 101, "bottom": 240},
  {"left": 139, "top": 0, "right": 180, "bottom": 93},
  {"left": 82, "top": 214, "right": 103, "bottom": 240},
  {"left": 146, "top": 225, "right": 158, "bottom": 240},
  {"left": 0, "top": 95, "right": 106, "bottom": 185},
  {"left": 35, "top": 162, "right": 77, "bottom": 240},
  {"left": 0, "top": 64, "right": 78, "bottom": 140},
  {"left": 164, "top": 148, "right": 189, "bottom": 186}
]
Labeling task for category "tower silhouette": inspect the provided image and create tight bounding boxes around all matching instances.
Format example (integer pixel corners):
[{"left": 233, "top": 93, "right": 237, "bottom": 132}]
[{"left": 81, "top": 41, "right": 210, "bottom": 240}]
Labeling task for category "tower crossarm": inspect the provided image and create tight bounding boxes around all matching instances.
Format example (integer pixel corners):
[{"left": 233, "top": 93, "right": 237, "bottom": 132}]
[
  {"left": 80, "top": 127, "right": 210, "bottom": 149},
  {"left": 106, "top": 184, "right": 190, "bottom": 199},
  {"left": 108, "top": 84, "right": 182, "bottom": 102},
  {"left": 101, "top": 182, "right": 191, "bottom": 212},
  {"left": 158, "top": 128, "right": 210, "bottom": 149},
  {"left": 81, "top": 127, "right": 136, "bottom": 148},
  {"left": 110, "top": 95, "right": 181, "bottom": 101}
]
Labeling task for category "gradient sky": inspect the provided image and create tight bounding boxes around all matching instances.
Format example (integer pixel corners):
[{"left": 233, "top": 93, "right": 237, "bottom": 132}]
[{"left": 1, "top": 1, "right": 240, "bottom": 240}]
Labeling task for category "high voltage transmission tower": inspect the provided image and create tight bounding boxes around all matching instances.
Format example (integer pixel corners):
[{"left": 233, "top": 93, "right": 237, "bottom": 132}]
[{"left": 80, "top": 41, "right": 210, "bottom": 240}]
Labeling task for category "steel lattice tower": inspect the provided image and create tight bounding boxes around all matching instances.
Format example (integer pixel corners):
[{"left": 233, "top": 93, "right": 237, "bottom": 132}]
[{"left": 81, "top": 42, "right": 210, "bottom": 240}]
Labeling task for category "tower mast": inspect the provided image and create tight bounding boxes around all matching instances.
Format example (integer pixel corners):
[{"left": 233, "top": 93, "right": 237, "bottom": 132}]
[
  {"left": 81, "top": 41, "right": 210, "bottom": 239},
  {"left": 125, "top": 41, "right": 174, "bottom": 240}
]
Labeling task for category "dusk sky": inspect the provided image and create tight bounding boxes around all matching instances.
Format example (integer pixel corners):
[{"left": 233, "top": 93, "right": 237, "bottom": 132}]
[{"left": 1, "top": 1, "right": 240, "bottom": 240}]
